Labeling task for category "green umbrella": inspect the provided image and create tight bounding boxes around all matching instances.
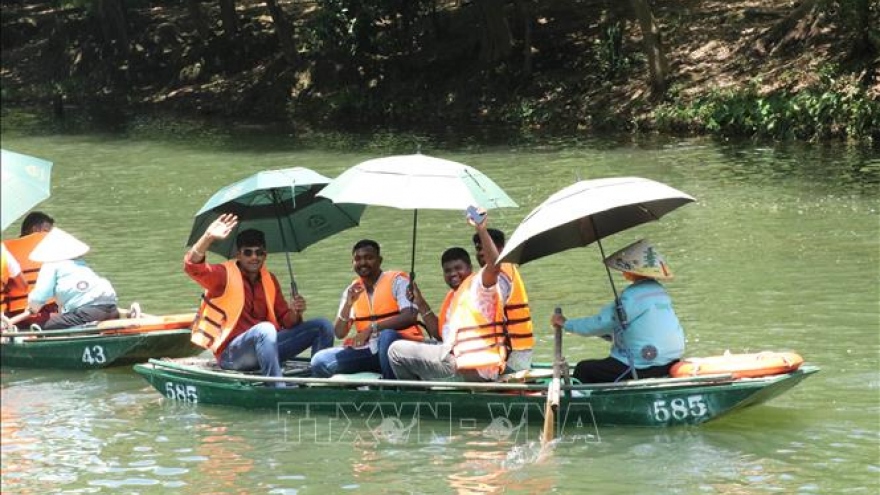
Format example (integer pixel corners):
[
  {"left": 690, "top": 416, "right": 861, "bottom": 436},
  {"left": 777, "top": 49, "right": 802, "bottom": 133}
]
[
  {"left": 187, "top": 167, "right": 365, "bottom": 294},
  {"left": 1, "top": 149, "right": 53, "bottom": 232}
]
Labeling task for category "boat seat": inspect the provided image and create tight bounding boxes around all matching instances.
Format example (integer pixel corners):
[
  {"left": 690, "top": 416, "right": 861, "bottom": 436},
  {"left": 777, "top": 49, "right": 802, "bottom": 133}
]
[
  {"left": 500, "top": 368, "right": 555, "bottom": 383},
  {"left": 328, "top": 372, "right": 382, "bottom": 381},
  {"left": 282, "top": 360, "right": 312, "bottom": 377}
]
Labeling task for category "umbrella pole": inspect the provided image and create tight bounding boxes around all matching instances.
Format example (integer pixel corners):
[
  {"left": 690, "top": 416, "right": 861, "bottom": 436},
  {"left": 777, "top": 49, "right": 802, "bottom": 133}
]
[
  {"left": 592, "top": 224, "right": 638, "bottom": 381},
  {"left": 409, "top": 209, "right": 418, "bottom": 282},
  {"left": 271, "top": 189, "right": 298, "bottom": 296}
]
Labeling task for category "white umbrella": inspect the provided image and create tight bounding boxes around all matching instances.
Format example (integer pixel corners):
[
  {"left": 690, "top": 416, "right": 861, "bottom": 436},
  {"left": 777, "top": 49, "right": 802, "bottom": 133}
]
[{"left": 318, "top": 153, "right": 518, "bottom": 278}]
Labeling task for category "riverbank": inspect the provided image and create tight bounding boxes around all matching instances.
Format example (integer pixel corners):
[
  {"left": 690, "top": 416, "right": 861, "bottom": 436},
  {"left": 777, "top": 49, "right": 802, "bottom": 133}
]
[{"left": 1, "top": 1, "right": 878, "bottom": 143}]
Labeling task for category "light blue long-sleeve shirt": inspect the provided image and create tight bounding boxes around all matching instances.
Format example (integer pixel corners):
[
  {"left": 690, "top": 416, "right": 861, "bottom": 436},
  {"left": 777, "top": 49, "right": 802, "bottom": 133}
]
[
  {"left": 563, "top": 279, "right": 685, "bottom": 368},
  {"left": 29, "top": 259, "right": 117, "bottom": 313}
]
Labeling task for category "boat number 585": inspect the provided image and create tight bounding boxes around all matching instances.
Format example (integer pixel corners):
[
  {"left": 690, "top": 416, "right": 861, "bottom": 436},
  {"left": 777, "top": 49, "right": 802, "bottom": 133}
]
[
  {"left": 651, "top": 395, "right": 708, "bottom": 422},
  {"left": 165, "top": 382, "right": 198, "bottom": 403}
]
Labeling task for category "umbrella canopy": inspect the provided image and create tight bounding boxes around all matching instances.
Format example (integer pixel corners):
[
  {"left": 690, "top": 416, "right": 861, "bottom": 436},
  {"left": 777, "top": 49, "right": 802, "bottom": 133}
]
[
  {"left": 317, "top": 154, "right": 518, "bottom": 210},
  {"left": 188, "top": 167, "right": 365, "bottom": 258},
  {"left": 317, "top": 154, "right": 518, "bottom": 277},
  {"left": 1, "top": 149, "right": 53, "bottom": 232},
  {"left": 498, "top": 177, "right": 695, "bottom": 265}
]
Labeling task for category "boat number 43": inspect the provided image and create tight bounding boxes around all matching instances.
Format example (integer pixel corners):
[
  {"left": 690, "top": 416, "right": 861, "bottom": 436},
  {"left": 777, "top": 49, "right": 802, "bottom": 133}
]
[
  {"left": 651, "top": 395, "right": 709, "bottom": 423},
  {"left": 165, "top": 382, "right": 198, "bottom": 403},
  {"left": 81, "top": 345, "right": 107, "bottom": 364}
]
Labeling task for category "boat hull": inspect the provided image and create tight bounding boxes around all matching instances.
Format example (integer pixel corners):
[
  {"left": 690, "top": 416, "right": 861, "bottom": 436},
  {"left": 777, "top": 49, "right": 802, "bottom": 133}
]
[
  {"left": 1, "top": 314, "right": 204, "bottom": 369},
  {"left": 133, "top": 359, "right": 818, "bottom": 428}
]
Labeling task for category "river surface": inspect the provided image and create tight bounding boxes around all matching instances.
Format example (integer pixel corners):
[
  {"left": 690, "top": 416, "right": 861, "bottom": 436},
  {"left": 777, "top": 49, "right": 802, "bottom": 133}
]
[{"left": 1, "top": 122, "right": 878, "bottom": 494}]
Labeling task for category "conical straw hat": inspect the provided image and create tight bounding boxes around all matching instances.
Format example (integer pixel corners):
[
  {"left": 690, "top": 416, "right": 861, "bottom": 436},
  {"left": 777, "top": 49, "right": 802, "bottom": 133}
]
[
  {"left": 29, "top": 227, "right": 90, "bottom": 263},
  {"left": 603, "top": 239, "right": 673, "bottom": 280}
]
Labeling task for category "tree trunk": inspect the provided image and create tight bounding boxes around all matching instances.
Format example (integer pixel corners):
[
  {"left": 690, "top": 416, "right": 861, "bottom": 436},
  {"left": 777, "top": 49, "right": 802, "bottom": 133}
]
[
  {"left": 265, "top": 0, "right": 297, "bottom": 64},
  {"left": 95, "top": 0, "right": 129, "bottom": 56},
  {"left": 186, "top": 0, "right": 213, "bottom": 40},
  {"left": 477, "top": 0, "right": 512, "bottom": 64},
  {"left": 514, "top": 0, "right": 533, "bottom": 76},
  {"left": 219, "top": 0, "right": 239, "bottom": 38},
  {"left": 630, "top": 0, "right": 668, "bottom": 94},
  {"left": 754, "top": 0, "right": 818, "bottom": 56},
  {"left": 848, "top": 0, "right": 877, "bottom": 59}
]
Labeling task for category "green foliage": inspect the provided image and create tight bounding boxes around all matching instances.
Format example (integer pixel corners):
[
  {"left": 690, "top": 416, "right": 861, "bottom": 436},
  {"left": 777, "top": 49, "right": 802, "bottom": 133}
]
[
  {"left": 651, "top": 71, "right": 879, "bottom": 142},
  {"left": 592, "top": 21, "right": 631, "bottom": 80}
]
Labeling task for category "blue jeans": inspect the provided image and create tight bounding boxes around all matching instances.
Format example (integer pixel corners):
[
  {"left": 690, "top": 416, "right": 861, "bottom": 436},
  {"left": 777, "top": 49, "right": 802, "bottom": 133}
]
[
  {"left": 219, "top": 318, "right": 334, "bottom": 385},
  {"left": 310, "top": 329, "right": 405, "bottom": 378},
  {"left": 310, "top": 346, "right": 379, "bottom": 378},
  {"left": 378, "top": 329, "right": 404, "bottom": 379}
]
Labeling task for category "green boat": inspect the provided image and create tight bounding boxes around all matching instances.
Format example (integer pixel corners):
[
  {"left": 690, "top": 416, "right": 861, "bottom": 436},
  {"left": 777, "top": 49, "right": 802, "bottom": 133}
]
[
  {"left": 1, "top": 314, "right": 204, "bottom": 369},
  {"left": 133, "top": 357, "right": 818, "bottom": 430}
]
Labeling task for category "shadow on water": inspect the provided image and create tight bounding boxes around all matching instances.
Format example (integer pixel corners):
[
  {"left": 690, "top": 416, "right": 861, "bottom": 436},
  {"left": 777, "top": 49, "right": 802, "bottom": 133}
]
[
  {"left": 710, "top": 140, "right": 880, "bottom": 189},
  {"left": 4, "top": 106, "right": 878, "bottom": 192}
]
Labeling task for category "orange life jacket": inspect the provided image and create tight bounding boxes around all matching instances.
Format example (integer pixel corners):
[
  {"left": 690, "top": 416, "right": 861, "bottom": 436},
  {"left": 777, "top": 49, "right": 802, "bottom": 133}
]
[
  {"left": 501, "top": 263, "right": 534, "bottom": 351},
  {"left": 436, "top": 290, "right": 456, "bottom": 341},
  {"left": 1, "top": 246, "right": 9, "bottom": 287},
  {"left": 190, "top": 260, "right": 279, "bottom": 355},
  {"left": 350, "top": 271, "right": 422, "bottom": 341},
  {"left": 442, "top": 273, "right": 507, "bottom": 372},
  {"left": 1, "top": 233, "right": 50, "bottom": 314}
]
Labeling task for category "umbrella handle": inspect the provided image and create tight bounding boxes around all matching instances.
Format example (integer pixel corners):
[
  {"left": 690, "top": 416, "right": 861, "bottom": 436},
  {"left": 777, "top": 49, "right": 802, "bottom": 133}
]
[{"left": 290, "top": 280, "right": 298, "bottom": 297}]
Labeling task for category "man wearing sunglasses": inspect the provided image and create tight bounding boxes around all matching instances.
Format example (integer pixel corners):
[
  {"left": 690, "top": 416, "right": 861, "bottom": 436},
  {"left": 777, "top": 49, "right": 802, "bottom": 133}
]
[{"left": 185, "top": 213, "right": 334, "bottom": 386}]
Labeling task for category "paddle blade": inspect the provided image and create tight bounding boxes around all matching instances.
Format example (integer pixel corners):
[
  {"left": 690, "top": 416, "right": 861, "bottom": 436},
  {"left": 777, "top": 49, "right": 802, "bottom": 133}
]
[
  {"left": 542, "top": 377, "right": 561, "bottom": 444},
  {"left": 542, "top": 398, "right": 555, "bottom": 444}
]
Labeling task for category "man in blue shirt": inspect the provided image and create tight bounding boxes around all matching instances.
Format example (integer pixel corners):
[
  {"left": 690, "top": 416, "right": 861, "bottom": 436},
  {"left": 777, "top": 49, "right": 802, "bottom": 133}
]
[
  {"left": 551, "top": 239, "right": 685, "bottom": 383},
  {"left": 26, "top": 228, "right": 119, "bottom": 329}
]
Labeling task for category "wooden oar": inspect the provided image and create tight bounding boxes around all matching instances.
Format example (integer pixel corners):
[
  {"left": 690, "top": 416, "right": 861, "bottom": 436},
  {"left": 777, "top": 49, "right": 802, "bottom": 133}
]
[{"left": 542, "top": 308, "right": 564, "bottom": 445}]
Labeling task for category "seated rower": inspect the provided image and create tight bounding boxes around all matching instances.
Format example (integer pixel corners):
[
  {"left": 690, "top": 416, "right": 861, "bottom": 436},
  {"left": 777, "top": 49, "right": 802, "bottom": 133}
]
[
  {"left": 388, "top": 208, "right": 512, "bottom": 382},
  {"left": 550, "top": 239, "right": 685, "bottom": 383},
  {"left": 21, "top": 228, "right": 120, "bottom": 329}
]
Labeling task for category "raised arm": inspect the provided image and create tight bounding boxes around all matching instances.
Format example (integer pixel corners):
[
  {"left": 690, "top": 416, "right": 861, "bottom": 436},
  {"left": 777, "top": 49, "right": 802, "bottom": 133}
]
[
  {"left": 188, "top": 213, "right": 238, "bottom": 263},
  {"left": 469, "top": 208, "right": 501, "bottom": 288}
]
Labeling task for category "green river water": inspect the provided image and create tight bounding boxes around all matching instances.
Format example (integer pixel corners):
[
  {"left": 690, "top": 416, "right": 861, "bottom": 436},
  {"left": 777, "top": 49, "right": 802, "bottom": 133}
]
[{"left": 1, "top": 123, "right": 878, "bottom": 494}]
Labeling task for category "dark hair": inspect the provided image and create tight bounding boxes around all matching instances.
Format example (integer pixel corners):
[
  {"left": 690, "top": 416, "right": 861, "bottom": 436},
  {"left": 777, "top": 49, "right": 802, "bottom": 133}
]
[
  {"left": 236, "top": 229, "right": 266, "bottom": 249},
  {"left": 441, "top": 247, "right": 471, "bottom": 267},
  {"left": 352, "top": 239, "right": 380, "bottom": 255},
  {"left": 472, "top": 228, "right": 505, "bottom": 249},
  {"left": 20, "top": 211, "right": 54, "bottom": 237}
]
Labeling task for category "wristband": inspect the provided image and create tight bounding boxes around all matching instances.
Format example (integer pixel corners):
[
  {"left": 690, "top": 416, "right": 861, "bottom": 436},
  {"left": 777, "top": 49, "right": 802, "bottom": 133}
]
[{"left": 422, "top": 309, "right": 434, "bottom": 317}]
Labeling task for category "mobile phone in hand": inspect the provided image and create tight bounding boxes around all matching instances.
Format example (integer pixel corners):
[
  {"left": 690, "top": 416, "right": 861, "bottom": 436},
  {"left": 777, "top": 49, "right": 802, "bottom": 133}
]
[{"left": 466, "top": 205, "right": 486, "bottom": 224}]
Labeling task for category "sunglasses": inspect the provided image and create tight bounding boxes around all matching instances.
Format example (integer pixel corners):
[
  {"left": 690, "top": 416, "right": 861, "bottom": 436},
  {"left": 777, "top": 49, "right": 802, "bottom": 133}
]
[{"left": 240, "top": 248, "right": 267, "bottom": 257}]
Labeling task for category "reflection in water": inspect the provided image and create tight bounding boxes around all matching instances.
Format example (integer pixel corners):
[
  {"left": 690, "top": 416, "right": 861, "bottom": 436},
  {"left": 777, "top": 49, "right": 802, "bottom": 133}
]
[
  {"left": 196, "top": 426, "right": 255, "bottom": 495},
  {"left": 0, "top": 373, "right": 111, "bottom": 492},
  {"left": 445, "top": 438, "right": 557, "bottom": 494},
  {"left": 1, "top": 392, "right": 40, "bottom": 492}
]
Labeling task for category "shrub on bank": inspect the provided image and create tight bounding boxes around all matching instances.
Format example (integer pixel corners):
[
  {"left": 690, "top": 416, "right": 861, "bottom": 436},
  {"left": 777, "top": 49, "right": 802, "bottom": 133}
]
[{"left": 651, "top": 73, "right": 878, "bottom": 142}]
